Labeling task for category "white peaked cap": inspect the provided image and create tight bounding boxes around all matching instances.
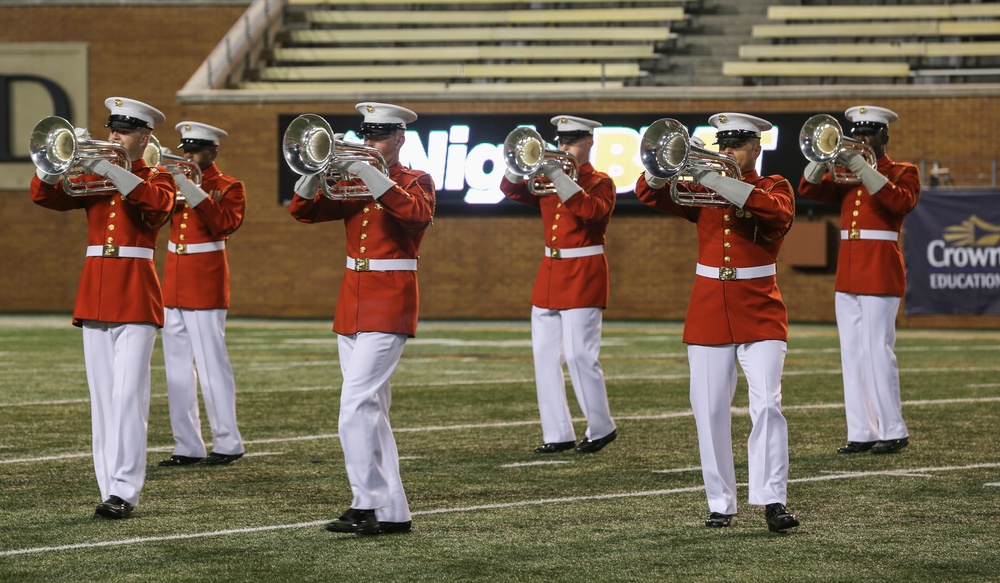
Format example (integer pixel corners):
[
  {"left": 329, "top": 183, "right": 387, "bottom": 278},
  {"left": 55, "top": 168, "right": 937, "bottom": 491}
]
[
  {"left": 175, "top": 121, "right": 228, "bottom": 145},
  {"left": 845, "top": 105, "right": 899, "bottom": 126},
  {"left": 355, "top": 102, "right": 418, "bottom": 127},
  {"left": 104, "top": 96, "right": 165, "bottom": 129},
  {"left": 550, "top": 115, "right": 602, "bottom": 134},
  {"left": 708, "top": 112, "right": 773, "bottom": 137}
]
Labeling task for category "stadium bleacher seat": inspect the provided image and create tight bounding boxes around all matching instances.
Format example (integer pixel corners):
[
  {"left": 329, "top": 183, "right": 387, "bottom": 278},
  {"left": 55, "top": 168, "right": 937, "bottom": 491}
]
[
  {"left": 287, "top": 0, "right": 695, "bottom": 5},
  {"left": 767, "top": 4, "right": 1000, "bottom": 22},
  {"left": 273, "top": 45, "right": 656, "bottom": 63},
  {"left": 245, "top": 0, "right": 689, "bottom": 90},
  {"left": 258, "top": 62, "right": 645, "bottom": 82},
  {"left": 299, "top": 7, "right": 683, "bottom": 25},
  {"left": 727, "top": 1, "right": 1000, "bottom": 85}
]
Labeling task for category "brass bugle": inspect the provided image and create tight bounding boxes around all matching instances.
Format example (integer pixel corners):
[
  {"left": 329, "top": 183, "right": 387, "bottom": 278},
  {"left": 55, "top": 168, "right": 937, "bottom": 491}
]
[
  {"left": 282, "top": 113, "right": 389, "bottom": 199},
  {"left": 640, "top": 118, "right": 742, "bottom": 207},
  {"left": 502, "top": 126, "right": 579, "bottom": 196},
  {"left": 29, "top": 116, "right": 132, "bottom": 196},
  {"left": 143, "top": 135, "right": 203, "bottom": 196},
  {"left": 799, "top": 114, "right": 877, "bottom": 184}
]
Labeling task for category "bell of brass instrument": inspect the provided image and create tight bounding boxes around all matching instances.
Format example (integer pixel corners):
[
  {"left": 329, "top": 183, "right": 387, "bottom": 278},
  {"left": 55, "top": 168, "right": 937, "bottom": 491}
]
[
  {"left": 143, "top": 135, "right": 203, "bottom": 193},
  {"left": 503, "top": 126, "right": 579, "bottom": 196},
  {"left": 29, "top": 116, "right": 132, "bottom": 196},
  {"left": 282, "top": 113, "right": 389, "bottom": 199},
  {"left": 640, "top": 118, "right": 742, "bottom": 207},
  {"left": 799, "top": 114, "right": 877, "bottom": 184}
]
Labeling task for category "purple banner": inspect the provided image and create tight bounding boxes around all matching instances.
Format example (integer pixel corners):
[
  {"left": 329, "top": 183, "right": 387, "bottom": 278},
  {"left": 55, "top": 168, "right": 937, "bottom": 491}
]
[{"left": 904, "top": 190, "right": 1000, "bottom": 315}]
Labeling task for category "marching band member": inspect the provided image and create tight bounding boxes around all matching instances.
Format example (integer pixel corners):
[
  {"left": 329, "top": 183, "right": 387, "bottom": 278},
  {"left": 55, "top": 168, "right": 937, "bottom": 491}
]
[
  {"left": 159, "top": 121, "right": 247, "bottom": 468},
  {"left": 30, "top": 97, "right": 175, "bottom": 519},
  {"left": 799, "top": 106, "right": 919, "bottom": 455},
  {"left": 636, "top": 113, "right": 799, "bottom": 532},
  {"left": 499, "top": 115, "right": 618, "bottom": 455},
  {"left": 289, "top": 102, "right": 435, "bottom": 536}
]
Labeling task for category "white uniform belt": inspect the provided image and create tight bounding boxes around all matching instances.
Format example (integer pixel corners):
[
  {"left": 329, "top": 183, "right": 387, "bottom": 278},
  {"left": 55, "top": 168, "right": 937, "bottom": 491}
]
[
  {"left": 346, "top": 256, "right": 418, "bottom": 272},
  {"left": 85, "top": 245, "right": 154, "bottom": 260},
  {"left": 841, "top": 229, "right": 899, "bottom": 241},
  {"left": 545, "top": 245, "right": 605, "bottom": 259},
  {"left": 696, "top": 262, "right": 776, "bottom": 281},
  {"left": 168, "top": 240, "right": 226, "bottom": 255}
]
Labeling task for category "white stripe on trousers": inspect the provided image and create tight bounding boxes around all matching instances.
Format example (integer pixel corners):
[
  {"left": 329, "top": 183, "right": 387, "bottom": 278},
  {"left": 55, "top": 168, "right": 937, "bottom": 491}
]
[
  {"left": 338, "top": 332, "right": 411, "bottom": 523},
  {"left": 530, "top": 306, "right": 616, "bottom": 443},
  {"left": 162, "top": 307, "right": 244, "bottom": 457},
  {"left": 835, "top": 292, "right": 908, "bottom": 442},
  {"left": 688, "top": 341, "right": 789, "bottom": 515},
  {"left": 82, "top": 321, "right": 157, "bottom": 506}
]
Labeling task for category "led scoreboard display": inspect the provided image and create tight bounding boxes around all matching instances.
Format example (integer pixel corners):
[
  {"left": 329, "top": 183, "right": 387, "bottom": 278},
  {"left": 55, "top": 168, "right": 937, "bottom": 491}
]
[{"left": 277, "top": 112, "right": 829, "bottom": 214}]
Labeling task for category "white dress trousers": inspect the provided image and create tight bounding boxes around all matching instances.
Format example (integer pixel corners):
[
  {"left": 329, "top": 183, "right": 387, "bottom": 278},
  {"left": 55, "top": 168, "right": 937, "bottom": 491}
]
[
  {"left": 82, "top": 321, "right": 157, "bottom": 506},
  {"left": 337, "top": 331, "right": 411, "bottom": 524},
  {"left": 688, "top": 341, "right": 789, "bottom": 516},
  {"left": 835, "top": 292, "right": 908, "bottom": 442},
  {"left": 530, "top": 306, "right": 615, "bottom": 443},
  {"left": 162, "top": 307, "right": 244, "bottom": 457}
]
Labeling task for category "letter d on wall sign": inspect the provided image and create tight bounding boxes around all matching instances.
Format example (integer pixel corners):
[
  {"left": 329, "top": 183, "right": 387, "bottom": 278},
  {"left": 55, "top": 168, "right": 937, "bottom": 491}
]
[{"left": 0, "top": 43, "right": 88, "bottom": 190}]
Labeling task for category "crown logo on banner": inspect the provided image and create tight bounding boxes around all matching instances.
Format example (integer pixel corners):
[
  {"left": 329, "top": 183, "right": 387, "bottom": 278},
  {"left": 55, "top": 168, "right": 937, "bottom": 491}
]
[{"left": 943, "top": 216, "right": 1000, "bottom": 247}]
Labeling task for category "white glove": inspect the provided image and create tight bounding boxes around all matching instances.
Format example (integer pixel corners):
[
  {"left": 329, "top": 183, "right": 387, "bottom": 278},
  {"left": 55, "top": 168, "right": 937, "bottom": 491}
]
[
  {"left": 803, "top": 161, "right": 826, "bottom": 185},
  {"left": 643, "top": 170, "right": 667, "bottom": 191},
  {"left": 175, "top": 176, "right": 208, "bottom": 207},
  {"left": 79, "top": 159, "right": 142, "bottom": 196},
  {"left": 835, "top": 150, "right": 858, "bottom": 169},
  {"left": 35, "top": 167, "right": 60, "bottom": 185},
  {"left": 690, "top": 168, "right": 753, "bottom": 208},
  {"left": 74, "top": 127, "right": 91, "bottom": 140},
  {"left": 503, "top": 169, "right": 525, "bottom": 184},
  {"left": 294, "top": 174, "right": 321, "bottom": 199},
  {"left": 839, "top": 151, "right": 888, "bottom": 193},
  {"left": 539, "top": 165, "right": 581, "bottom": 202},
  {"left": 332, "top": 160, "right": 394, "bottom": 198}
]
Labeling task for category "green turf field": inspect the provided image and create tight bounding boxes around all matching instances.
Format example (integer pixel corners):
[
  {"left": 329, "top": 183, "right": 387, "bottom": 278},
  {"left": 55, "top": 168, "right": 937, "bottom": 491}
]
[{"left": 1, "top": 316, "right": 999, "bottom": 582}]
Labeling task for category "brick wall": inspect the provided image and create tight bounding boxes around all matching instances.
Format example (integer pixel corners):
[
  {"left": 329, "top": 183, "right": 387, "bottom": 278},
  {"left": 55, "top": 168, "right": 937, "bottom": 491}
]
[{"left": 3, "top": 5, "right": 998, "bottom": 328}]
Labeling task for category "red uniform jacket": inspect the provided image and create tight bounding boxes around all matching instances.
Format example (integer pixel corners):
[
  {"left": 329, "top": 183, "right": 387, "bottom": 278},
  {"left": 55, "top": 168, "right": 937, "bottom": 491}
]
[
  {"left": 289, "top": 163, "right": 435, "bottom": 337},
  {"left": 499, "top": 162, "right": 615, "bottom": 310},
  {"left": 798, "top": 155, "right": 920, "bottom": 296},
  {"left": 30, "top": 160, "right": 175, "bottom": 327},
  {"left": 636, "top": 171, "right": 794, "bottom": 345},
  {"left": 162, "top": 163, "right": 246, "bottom": 310}
]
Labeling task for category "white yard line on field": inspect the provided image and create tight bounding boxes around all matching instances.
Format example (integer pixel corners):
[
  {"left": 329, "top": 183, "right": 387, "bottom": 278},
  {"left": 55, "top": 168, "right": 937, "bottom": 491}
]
[
  {"left": 502, "top": 460, "right": 572, "bottom": 468},
  {"left": 4, "top": 462, "right": 999, "bottom": 557},
  {"left": 6, "top": 364, "right": 1000, "bottom": 409},
  {"left": 3, "top": 397, "right": 1000, "bottom": 465}
]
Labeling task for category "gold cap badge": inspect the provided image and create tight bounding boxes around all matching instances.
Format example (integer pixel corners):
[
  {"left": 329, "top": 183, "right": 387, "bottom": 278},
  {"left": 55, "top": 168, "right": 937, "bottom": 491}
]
[
  {"left": 114, "top": 99, "right": 123, "bottom": 107},
  {"left": 184, "top": 124, "right": 191, "bottom": 131},
  {"left": 719, "top": 115, "right": 728, "bottom": 124},
  {"left": 860, "top": 107, "right": 868, "bottom": 114},
  {"left": 366, "top": 105, "right": 375, "bottom": 113}
]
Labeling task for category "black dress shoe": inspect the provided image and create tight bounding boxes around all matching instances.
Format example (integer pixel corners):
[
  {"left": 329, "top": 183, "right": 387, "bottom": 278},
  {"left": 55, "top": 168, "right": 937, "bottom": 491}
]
[
  {"left": 158, "top": 455, "right": 204, "bottom": 467},
  {"left": 94, "top": 496, "right": 135, "bottom": 519},
  {"left": 871, "top": 436, "right": 909, "bottom": 454},
  {"left": 377, "top": 521, "right": 412, "bottom": 535},
  {"left": 575, "top": 429, "right": 618, "bottom": 453},
  {"left": 198, "top": 452, "right": 244, "bottom": 465},
  {"left": 325, "top": 508, "right": 381, "bottom": 535},
  {"left": 764, "top": 503, "right": 799, "bottom": 532},
  {"left": 705, "top": 512, "right": 733, "bottom": 528},
  {"left": 534, "top": 440, "right": 575, "bottom": 454},
  {"left": 837, "top": 441, "right": 877, "bottom": 454}
]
